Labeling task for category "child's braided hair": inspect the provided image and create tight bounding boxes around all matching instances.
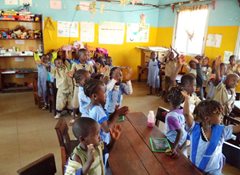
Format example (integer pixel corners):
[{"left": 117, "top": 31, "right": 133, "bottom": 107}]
[
  {"left": 73, "top": 69, "right": 88, "bottom": 84},
  {"left": 84, "top": 79, "right": 104, "bottom": 98},
  {"left": 167, "top": 86, "right": 184, "bottom": 107}
]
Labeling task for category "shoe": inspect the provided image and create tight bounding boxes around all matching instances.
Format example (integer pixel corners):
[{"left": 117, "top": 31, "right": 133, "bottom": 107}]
[
  {"left": 41, "top": 105, "right": 47, "bottom": 110},
  {"left": 54, "top": 113, "right": 61, "bottom": 119}
]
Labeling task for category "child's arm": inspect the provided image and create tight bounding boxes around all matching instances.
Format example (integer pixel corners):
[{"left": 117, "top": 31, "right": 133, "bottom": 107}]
[
  {"left": 106, "top": 79, "right": 117, "bottom": 92},
  {"left": 108, "top": 106, "right": 129, "bottom": 127},
  {"left": 233, "top": 125, "right": 240, "bottom": 133},
  {"left": 214, "top": 56, "right": 222, "bottom": 85},
  {"left": 107, "top": 125, "right": 122, "bottom": 151},
  {"left": 120, "top": 81, "right": 133, "bottom": 95},
  {"left": 181, "top": 91, "right": 194, "bottom": 128},
  {"left": 64, "top": 144, "right": 95, "bottom": 175}
]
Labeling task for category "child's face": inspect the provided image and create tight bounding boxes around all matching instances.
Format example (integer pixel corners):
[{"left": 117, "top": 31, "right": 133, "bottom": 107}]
[
  {"left": 220, "top": 64, "right": 226, "bottom": 76},
  {"left": 80, "top": 72, "right": 91, "bottom": 86},
  {"left": 169, "top": 52, "right": 174, "bottom": 60},
  {"left": 183, "top": 81, "right": 196, "bottom": 95},
  {"left": 79, "top": 52, "right": 87, "bottom": 63},
  {"left": 208, "top": 113, "right": 223, "bottom": 125},
  {"left": 202, "top": 58, "right": 209, "bottom": 66},
  {"left": 151, "top": 52, "right": 157, "bottom": 59},
  {"left": 230, "top": 57, "right": 236, "bottom": 65},
  {"left": 189, "top": 61, "right": 197, "bottom": 69},
  {"left": 94, "top": 85, "right": 106, "bottom": 106},
  {"left": 225, "top": 76, "right": 238, "bottom": 89},
  {"left": 112, "top": 68, "right": 123, "bottom": 83},
  {"left": 84, "top": 123, "right": 101, "bottom": 147},
  {"left": 55, "top": 59, "right": 63, "bottom": 68}
]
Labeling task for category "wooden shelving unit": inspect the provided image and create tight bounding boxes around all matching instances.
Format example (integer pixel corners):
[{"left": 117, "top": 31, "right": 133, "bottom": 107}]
[{"left": 0, "top": 15, "right": 43, "bottom": 92}]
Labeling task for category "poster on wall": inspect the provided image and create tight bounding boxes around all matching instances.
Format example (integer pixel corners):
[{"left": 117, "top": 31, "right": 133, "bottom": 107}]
[
  {"left": 99, "top": 22, "right": 125, "bottom": 44},
  {"left": 80, "top": 22, "right": 95, "bottom": 42},
  {"left": 206, "top": 34, "right": 222, "bottom": 48},
  {"left": 57, "top": 21, "right": 79, "bottom": 38},
  {"left": 4, "top": 0, "right": 18, "bottom": 5},
  {"left": 50, "top": 0, "right": 62, "bottom": 10},
  {"left": 223, "top": 51, "right": 233, "bottom": 63},
  {"left": 19, "top": 0, "right": 32, "bottom": 5},
  {"left": 127, "top": 23, "right": 149, "bottom": 43},
  {"left": 79, "top": 1, "right": 90, "bottom": 11}
]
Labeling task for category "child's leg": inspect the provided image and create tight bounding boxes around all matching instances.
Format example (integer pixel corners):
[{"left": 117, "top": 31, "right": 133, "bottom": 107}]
[
  {"left": 148, "top": 86, "right": 153, "bottom": 95},
  {"left": 71, "top": 87, "right": 79, "bottom": 117},
  {"left": 55, "top": 90, "right": 65, "bottom": 119}
]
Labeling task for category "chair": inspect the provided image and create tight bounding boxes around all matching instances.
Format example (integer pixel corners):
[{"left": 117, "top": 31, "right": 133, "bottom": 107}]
[
  {"left": 155, "top": 106, "right": 169, "bottom": 127},
  {"left": 55, "top": 118, "right": 78, "bottom": 173},
  {"left": 17, "top": 153, "right": 56, "bottom": 175},
  {"left": 46, "top": 81, "right": 57, "bottom": 115}
]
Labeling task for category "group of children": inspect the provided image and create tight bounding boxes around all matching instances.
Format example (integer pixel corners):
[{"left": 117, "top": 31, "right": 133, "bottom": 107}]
[{"left": 160, "top": 49, "right": 240, "bottom": 174}]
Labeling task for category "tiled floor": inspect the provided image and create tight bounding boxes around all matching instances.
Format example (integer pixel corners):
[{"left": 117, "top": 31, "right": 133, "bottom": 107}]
[{"left": 0, "top": 82, "right": 239, "bottom": 175}]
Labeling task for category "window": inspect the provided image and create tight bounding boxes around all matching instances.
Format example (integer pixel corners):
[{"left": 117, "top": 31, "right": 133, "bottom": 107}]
[{"left": 174, "top": 6, "right": 209, "bottom": 55}]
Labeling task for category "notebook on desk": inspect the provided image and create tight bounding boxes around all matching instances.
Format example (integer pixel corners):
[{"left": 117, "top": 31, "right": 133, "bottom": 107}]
[{"left": 149, "top": 137, "right": 171, "bottom": 152}]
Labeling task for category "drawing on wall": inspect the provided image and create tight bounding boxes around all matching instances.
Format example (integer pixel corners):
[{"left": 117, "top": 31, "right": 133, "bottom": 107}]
[
  {"left": 80, "top": 22, "right": 95, "bottom": 42},
  {"left": 127, "top": 23, "right": 149, "bottom": 43},
  {"left": 99, "top": 22, "right": 125, "bottom": 44},
  {"left": 206, "top": 34, "right": 222, "bottom": 48},
  {"left": 57, "top": 21, "right": 79, "bottom": 38},
  {"left": 223, "top": 51, "right": 233, "bottom": 63},
  {"left": 19, "top": 0, "right": 32, "bottom": 5},
  {"left": 50, "top": 0, "right": 62, "bottom": 10},
  {"left": 4, "top": 0, "right": 18, "bottom": 5}
]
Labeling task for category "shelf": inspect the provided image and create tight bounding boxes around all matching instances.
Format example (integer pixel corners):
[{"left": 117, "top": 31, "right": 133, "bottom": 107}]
[
  {"left": 0, "top": 20, "right": 40, "bottom": 23},
  {"left": 0, "top": 38, "right": 41, "bottom": 40},
  {"left": 1, "top": 86, "right": 33, "bottom": 93},
  {"left": 0, "top": 55, "right": 34, "bottom": 58}
]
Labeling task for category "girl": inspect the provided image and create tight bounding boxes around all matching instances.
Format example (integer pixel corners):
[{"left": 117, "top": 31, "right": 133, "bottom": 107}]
[
  {"left": 182, "top": 91, "right": 240, "bottom": 175},
  {"left": 147, "top": 51, "right": 160, "bottom": 95},
  {"left": 165, "top": 87, "right": 187, "bottom": 156}
]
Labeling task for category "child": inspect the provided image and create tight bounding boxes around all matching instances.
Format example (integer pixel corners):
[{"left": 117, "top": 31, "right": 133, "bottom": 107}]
[
  {"left": 105, "top": 67, "right": 133, "bottom": 114},
  {"left": 147, "top": 51, "right": 160, "bottom": 95},
  {"left": 71, "top": 49, "right": 95, "bottom": 118},
  {"left": 226, "top": 55, "right": 237, "bottom": 75},
  {"left": 95, "top": 57, "right": 111, "bottom": 82},
  {"left": 180, "top": 74, "right": 201, "bottom": 113},
  {"left": 36, "top": 54, "right": 50, "bottom": 109},
  {"left": 75, "top": 69, "right": 91, "bottom": 117},
  {"left": 64, "top": 117, "right": 121, "bottom": 175},
  {"left": 84, "top": 79, "right": 128, "bottom": 145},
  {"left": 165, "top": 87, "right": 187, "bottom": 156},
  {"left": 182, "top": 91, "right": 240, "bottom": 174},
  {"left": 201, "top": 57, "right": 212, "bottom": 83},
  {"left": 51, "top": 58, "right": 73, "bottom": 119}
]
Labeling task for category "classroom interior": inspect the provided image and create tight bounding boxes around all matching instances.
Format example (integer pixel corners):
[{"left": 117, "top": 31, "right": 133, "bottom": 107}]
[{"left": 0, "top": 0, "right": 240, "bottom": 175}]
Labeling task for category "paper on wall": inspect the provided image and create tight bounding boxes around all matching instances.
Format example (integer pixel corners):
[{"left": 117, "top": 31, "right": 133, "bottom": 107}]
[
  {"left": 206, "top": 34, "right": 222, "bottom": 48},
  {"left": 19, "top": 0, "right": 32, "bottom": 5},
  {"left": 223, "top": 51, "right": 233, "bottom": 64},
  {"left": 80, "top": 22, "right": 94, "bottom": 42},
  {"left": 127, "top": 23, "right": 149, "bottom": 43},
  {"left": 50, "top": 0, "right": 62, "bottom": 10},
  {"left": 57, "top": 21, "right": 79, "bottom": 38},
  {"left": 99, "top": 22, "right": 125, "bottom": 44},
  {"left": 79, "top": 1, "right": 90, "bottom": 11},
  {"left": 4, "top": 0, "right": 18, "bottom": 5}
]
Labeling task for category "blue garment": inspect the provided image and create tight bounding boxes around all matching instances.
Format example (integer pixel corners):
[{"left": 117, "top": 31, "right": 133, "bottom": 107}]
[
  {"left": 88, "top": 105, "right": 111, "bottom": 144},
  {"left": 37, "top": 64, "right": 48, "bottom": 103},
  {"left": 147, "top": 59, "right": 160, "bottom": 88},
  {"left": 78, "top": 86, "right": 91, "bottom": 117},
  {"left": 187, "top": 122, "right": 233, "bottom": 174}
]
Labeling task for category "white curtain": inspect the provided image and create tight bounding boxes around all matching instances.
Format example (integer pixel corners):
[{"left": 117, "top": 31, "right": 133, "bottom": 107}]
[{"left": 175, "top": 5, "right": 208, "bottom": 55}]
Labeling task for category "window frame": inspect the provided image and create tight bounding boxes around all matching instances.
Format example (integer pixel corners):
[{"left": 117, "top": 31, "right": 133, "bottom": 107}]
[{"left": 172, "top": 7, "right": 210, "bottom": 56}]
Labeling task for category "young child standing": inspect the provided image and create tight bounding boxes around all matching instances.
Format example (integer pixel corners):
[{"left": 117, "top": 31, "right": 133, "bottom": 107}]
[
  {"left": 105, "top": 67, "right": 133, "bottom": 114},
  {"left": 226, "top": 55, "right": 237, "bottom": 75},
  {"left": 182, "top": 92, "right": 240, "bottom": 174},
  {"left": 71, "top": 48, "right": 95, "bottom": 118},
  {"left": 64, "top": 117, "right": 121, "bottom": 175},
  {"left": 147, "top": 51, "right": 160, "bottom": 95},
  {"left": 51, "top": 58, "right": 73, "bottom": 119},
  {"left": 165, "top": 87, "right": 187, "bottom": 156}
]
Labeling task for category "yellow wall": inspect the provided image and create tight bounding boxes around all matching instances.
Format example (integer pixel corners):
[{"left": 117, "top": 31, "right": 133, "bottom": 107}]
[
  {"left": 157, "top": 27, "right": 174, "bottom": 47},
  {"left": 43, "top": 19, "right": 158, "bottom": 79}
]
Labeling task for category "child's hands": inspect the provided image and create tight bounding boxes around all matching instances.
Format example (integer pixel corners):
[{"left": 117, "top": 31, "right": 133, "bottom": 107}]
[
  {"left": 181, "top": 90, "right": 190, "bottom": 100},
  {"left": 123, "top": 67, "right": 133, "bottom": 81},
  {"left": 87, "top": 144, "right": 95, "bottom": 164},
  {"left": 215, "top": 55, "right": 222, "bottom": 67},
  {"left": 165, "top": 148, "right": 179, "bottom": 159},
  {"left": 110, "top": 124, "right": 122, "bottom": 140},
  {"left": 178, "top": 55, "right": 186, "bottom": 65},
  {"left": 115, "top": 106, "right": 129, "bottom": 116}
]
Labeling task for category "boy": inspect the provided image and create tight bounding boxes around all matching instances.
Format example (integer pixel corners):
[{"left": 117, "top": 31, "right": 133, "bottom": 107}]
[
  {"left": 51, "top": 58, "right": 73, "bottom": 119},
  {"left": 226, "top": 55, "right": 237, "bottom": 75},
  {"left": 64, "top": 117, "right": 121, "bottom": 175}
]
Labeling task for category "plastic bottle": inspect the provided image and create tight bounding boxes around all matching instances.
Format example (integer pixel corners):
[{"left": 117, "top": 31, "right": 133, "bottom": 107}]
[{"left": 147, "top": 110, "right": 155, "bottom": 128}]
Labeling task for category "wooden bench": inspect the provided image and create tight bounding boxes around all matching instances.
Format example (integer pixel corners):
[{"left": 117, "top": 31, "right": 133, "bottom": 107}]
[{"left": 223, "top": 141, "right": 240, "bottom": 169}]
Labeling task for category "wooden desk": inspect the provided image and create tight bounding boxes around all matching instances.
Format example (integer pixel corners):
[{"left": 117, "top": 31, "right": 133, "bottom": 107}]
[{"left": 109, "top": 112, "right": 202, "bottom": 175}]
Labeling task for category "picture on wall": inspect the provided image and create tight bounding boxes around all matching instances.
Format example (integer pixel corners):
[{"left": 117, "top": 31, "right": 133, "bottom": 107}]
[
  {"left": 99, "top": 22, "right": 125, "bottom": 44},
  {"left": 127, "top": 23, "right": 149, "bottom": 43},
  {"left": 57, "top": 21, "right": 79, "bottom": 38},
  {"left": 80, "top": 22, "right": 94, "bottom": 42},
  {"left": 206, "top": 34, "right": 222, "bottom": 48}
]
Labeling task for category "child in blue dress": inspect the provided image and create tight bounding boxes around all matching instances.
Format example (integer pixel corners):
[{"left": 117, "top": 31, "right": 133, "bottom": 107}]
[
  {"left": 105, "top": 67, "right": 133, "bottom": 114},
  {"left": 165, "top": 87, "right": 187, "bottom": 157},
  {"left": 182, "top": 91, "right": 240, "bottom": 174},
  {"left": 147, "top": 51, "right": 160, "bottom": 95}
]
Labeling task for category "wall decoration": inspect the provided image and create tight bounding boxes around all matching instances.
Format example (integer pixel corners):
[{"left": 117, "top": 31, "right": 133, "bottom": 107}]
[
  {"left": 99, "top": 22, "right": 125, "bottom": 44},
  {"left": 57, "top": 21, "right": 79, "bottom": 38},
  {"left": 127, "top": 23, "right": 149, "bottom": 43},
  {"left": 80, "top": 22, "right": 94, "bottom": 42},
  {"left": 50, "top": 0, "right": 62, "bottom": 10},
  {"left": 19, "top": 0, "right": 32, "bottom": 5},
  {"left": 4, "top": 0, "right": 18, "bottom": 5},
  {"left": 206, "top": 34, "right": 222, "bottom": 48},
  {"left": 79, "top": 1, "right": 90, "bottom": 11}
]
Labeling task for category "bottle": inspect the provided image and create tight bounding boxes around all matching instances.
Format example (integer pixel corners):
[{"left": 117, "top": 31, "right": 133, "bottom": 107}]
[{"left": 147, "top": 110, "right": 155, "bottom": 128}]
